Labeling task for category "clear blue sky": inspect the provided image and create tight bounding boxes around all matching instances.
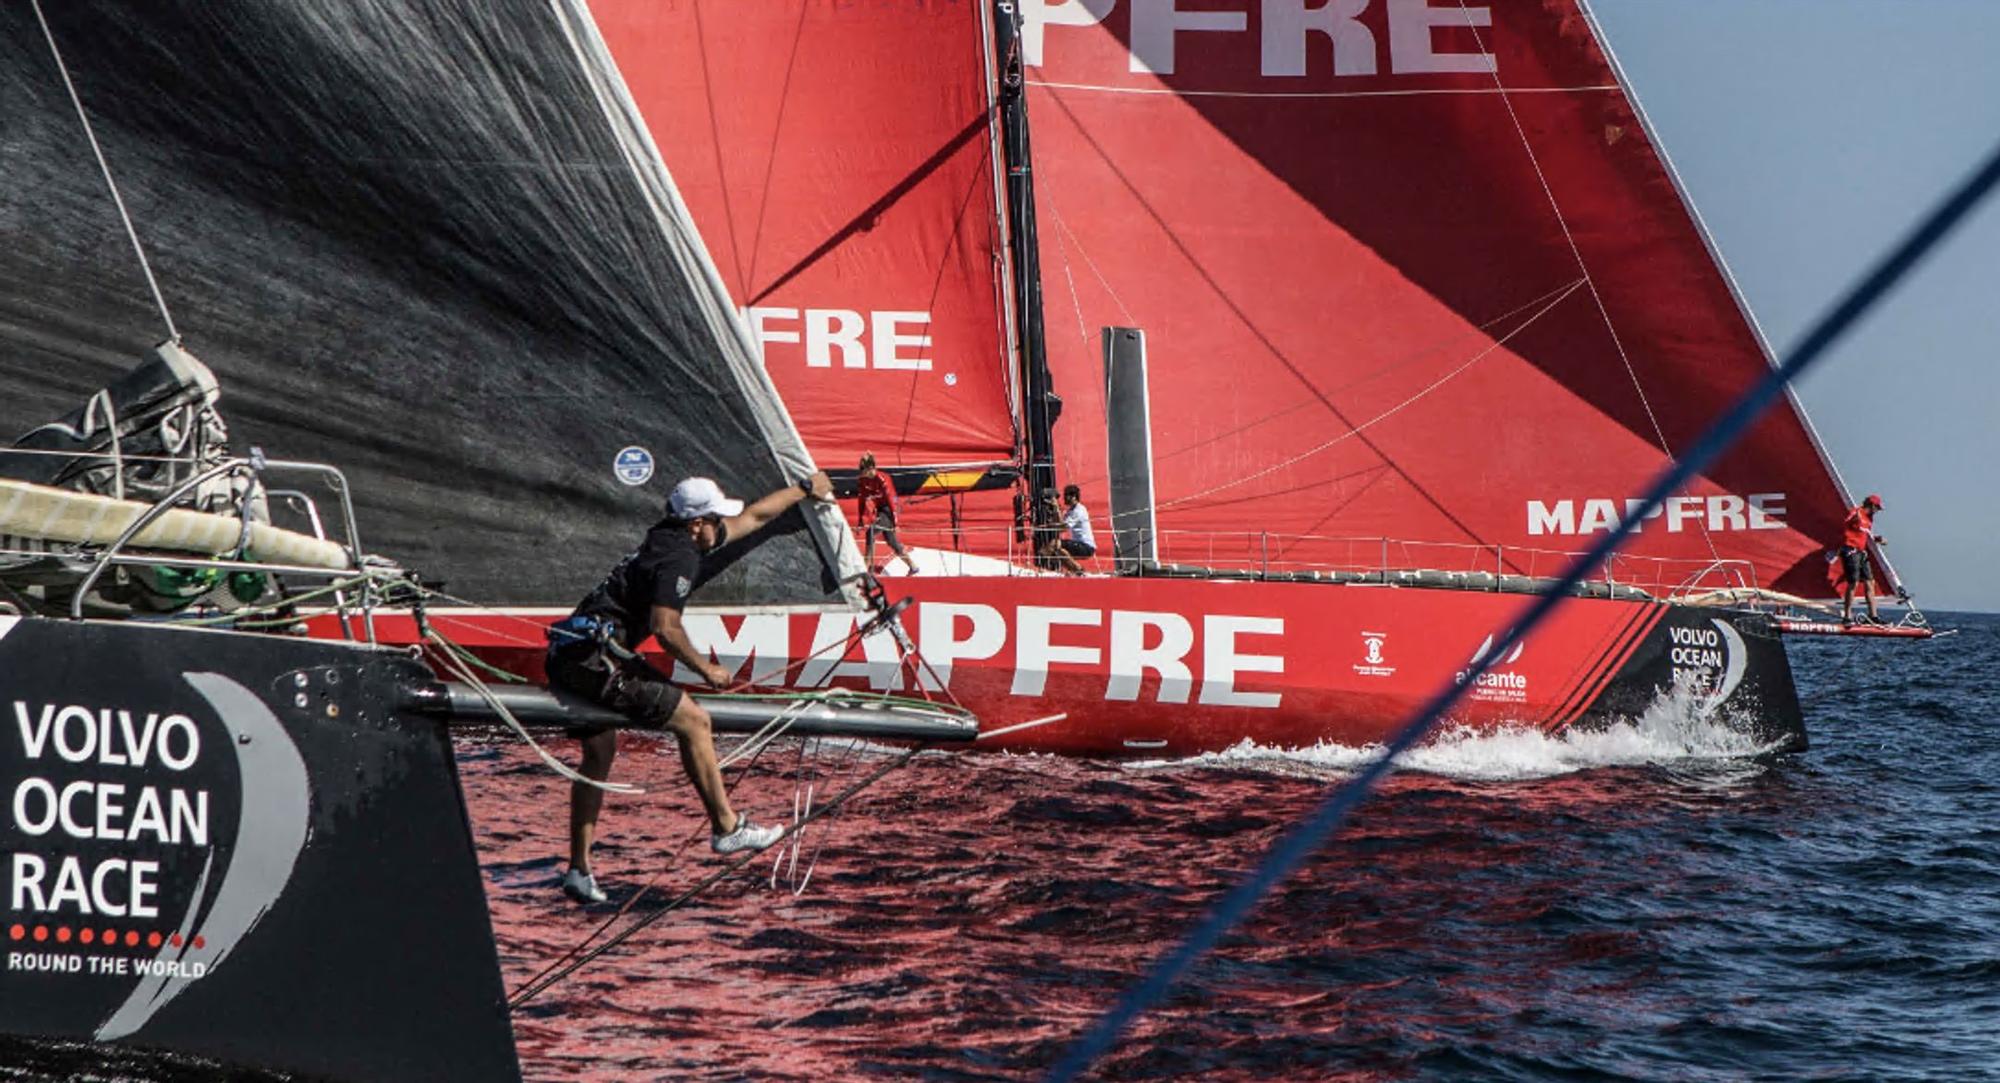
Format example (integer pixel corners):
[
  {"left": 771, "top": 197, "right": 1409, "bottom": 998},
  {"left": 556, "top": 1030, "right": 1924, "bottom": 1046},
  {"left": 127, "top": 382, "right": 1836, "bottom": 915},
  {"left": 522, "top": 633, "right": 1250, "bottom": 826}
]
[{"left": 1589, "top": 0, "right": 2000, "bottom": 614}]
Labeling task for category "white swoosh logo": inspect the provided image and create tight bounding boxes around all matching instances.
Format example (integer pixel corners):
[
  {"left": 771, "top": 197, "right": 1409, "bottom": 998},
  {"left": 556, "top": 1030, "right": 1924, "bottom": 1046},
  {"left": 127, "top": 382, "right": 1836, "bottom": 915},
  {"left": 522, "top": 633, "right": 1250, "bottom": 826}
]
[
  {"left": 1706, "top": 618, "right": 1749, "bottom": 710},
  {"left": 96, "top": 673, "right": 311, "bottom": 1040}
]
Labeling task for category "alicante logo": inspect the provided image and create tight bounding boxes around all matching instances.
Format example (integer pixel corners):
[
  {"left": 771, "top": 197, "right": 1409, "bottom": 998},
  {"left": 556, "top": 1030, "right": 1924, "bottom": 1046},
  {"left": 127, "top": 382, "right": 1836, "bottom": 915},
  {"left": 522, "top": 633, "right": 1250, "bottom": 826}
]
[
  {"left": 1456, "top": 633, "right": 1529, "bottom": 703},
  {"left": 1352, "top": 631, "right": 1395, "bottom": 678},
  {"left": 3, "top": 673, "right": 309, "bottom": 1040}
]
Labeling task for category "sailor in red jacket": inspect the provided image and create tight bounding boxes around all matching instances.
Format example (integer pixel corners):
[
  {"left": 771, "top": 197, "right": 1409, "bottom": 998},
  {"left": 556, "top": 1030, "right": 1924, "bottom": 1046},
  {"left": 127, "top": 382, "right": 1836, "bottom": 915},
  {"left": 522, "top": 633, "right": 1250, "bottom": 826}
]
[
  {"left": 1837, "top": 493, "right": 1885, "bottom": 626},
  {"left": 855, "top": 452, "right": 912, "bottom": 574}
]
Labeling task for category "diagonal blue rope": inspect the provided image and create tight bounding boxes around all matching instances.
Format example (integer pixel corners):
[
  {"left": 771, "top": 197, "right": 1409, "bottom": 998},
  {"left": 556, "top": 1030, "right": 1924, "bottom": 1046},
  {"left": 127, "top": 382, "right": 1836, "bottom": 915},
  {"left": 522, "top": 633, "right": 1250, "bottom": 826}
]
[{"left": 1047, "top": 137, "right": 2000, "bottom": 1082}]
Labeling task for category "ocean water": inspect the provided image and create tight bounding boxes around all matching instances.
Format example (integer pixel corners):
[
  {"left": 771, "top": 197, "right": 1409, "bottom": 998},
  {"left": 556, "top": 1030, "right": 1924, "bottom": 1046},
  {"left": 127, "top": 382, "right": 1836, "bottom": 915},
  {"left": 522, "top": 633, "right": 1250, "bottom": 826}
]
[{"left": 470, "top": 610, "right": 2000, "bottom": 1081}]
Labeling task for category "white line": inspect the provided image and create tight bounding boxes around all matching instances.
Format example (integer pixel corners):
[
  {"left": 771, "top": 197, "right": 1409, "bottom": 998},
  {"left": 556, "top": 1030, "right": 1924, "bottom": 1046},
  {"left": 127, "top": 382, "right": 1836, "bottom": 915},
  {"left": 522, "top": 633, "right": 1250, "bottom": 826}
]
[
  {"left": 976, "top": 713, "right": 1069, "bottom": 741},
  {"left": 1027, "top": 79, "right": 1620, "bottom": 101},
  {"left": 1156, "top": 278, "right": 1587, "bottom": 511}
]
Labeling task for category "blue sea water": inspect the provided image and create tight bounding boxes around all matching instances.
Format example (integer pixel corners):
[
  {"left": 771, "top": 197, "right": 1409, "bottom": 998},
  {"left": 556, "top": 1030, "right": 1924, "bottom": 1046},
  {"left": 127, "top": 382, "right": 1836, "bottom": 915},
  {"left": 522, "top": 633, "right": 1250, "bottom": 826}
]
[{"left": 480, "top": 611, "right": 2000, "bottom": 1080}]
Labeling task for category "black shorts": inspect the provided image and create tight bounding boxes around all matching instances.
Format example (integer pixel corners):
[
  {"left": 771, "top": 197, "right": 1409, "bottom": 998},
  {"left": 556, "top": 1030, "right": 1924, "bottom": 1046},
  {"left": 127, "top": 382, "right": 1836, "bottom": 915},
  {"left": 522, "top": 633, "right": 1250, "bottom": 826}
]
[
  {"left": 1840, "top": 546, "right": 1872, "bottom": 587},
  {"left": 546, "top": 646, "right": 683, "bottom": 732},
  {"left": 1058, "top": 538, "right": 1095, "bottom": 559}
]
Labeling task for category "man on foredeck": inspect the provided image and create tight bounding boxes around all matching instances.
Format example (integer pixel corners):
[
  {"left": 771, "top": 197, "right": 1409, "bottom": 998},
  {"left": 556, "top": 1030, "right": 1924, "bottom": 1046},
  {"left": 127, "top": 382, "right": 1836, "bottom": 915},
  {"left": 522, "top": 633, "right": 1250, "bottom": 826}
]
[
  {"left": 547, "top": 471, "right": 836, "bottom": 904},
  {"left": 1837, "top": 493, "right": 1886, "bottom": 626}
]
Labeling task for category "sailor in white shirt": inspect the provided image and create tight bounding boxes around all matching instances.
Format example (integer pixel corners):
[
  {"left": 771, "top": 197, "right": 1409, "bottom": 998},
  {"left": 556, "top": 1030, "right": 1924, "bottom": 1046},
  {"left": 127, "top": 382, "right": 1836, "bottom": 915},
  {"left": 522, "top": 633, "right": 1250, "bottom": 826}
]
[{"left": 1043, "top": 483, "right": 1096, "bottom": 574}]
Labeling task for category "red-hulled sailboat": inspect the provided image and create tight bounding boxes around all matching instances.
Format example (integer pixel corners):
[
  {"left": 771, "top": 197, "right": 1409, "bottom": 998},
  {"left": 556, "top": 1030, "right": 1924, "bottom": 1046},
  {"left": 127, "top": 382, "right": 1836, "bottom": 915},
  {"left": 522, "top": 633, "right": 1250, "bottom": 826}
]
[{"left": 404, "top": 0, "right": 1931, "bottom": 755}]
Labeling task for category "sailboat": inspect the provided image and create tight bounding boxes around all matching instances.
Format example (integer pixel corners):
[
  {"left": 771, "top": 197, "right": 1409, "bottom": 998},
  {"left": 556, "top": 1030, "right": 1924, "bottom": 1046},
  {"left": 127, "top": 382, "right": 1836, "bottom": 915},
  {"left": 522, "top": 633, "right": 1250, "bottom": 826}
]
[
  {"left": 0, "top": 1, "right": 971, "bottom": 1078},
  {"left": 399, "top": 0, "right": 1930, "bottom": 757}
]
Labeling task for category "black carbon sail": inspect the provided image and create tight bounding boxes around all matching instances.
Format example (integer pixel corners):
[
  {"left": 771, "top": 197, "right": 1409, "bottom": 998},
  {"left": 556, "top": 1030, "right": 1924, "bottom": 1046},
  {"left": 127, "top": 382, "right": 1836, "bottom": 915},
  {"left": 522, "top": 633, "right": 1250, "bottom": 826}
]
[{"left": 0, "top": 0, "right": 858, "bottom": 607}]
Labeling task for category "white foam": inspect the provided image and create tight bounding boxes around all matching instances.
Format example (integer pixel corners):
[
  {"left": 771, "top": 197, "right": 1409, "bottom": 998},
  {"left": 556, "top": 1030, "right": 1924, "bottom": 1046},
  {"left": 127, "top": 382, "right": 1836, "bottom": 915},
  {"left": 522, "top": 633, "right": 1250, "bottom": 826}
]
[{"left": 1133, "top": 688, "right": 1785, "bottom": 782}]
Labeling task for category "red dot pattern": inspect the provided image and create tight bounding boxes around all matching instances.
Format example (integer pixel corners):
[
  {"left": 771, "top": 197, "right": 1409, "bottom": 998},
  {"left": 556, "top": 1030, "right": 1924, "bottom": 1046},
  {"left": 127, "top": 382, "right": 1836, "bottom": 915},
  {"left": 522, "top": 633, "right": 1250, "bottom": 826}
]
[{"left": 4, "top": 923, "right": 206, "bottom": 951}]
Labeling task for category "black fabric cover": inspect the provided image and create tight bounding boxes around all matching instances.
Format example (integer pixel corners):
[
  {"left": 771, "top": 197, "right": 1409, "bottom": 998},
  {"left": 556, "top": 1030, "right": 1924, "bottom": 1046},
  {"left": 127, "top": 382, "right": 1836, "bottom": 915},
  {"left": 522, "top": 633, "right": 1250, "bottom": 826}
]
[{"left": 0, "top": 0, "right": 844, "bottom": 606}]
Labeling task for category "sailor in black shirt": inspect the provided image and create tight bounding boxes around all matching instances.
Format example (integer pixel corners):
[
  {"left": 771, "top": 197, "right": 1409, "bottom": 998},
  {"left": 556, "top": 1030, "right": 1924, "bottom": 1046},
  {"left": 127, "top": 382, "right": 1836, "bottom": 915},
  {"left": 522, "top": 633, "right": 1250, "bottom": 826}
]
[{"left": 548, "top": 472, "right": 835, "bottom": 903}]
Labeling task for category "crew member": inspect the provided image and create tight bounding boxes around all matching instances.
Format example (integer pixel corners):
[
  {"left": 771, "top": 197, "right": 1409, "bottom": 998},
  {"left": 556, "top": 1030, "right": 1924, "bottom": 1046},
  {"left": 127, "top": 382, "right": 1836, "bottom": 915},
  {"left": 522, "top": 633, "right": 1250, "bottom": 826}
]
[
  {"left": 855, "top": 452, "right": 911, "bottom": 574},
  {"left": 1041, "top": 483, "right": 1097, "bottom": 575},
  {"left": 1837, "top": 493, "right": 1885, "bottom": 626},
  {"left": 548, "top": 471, "right": 835, "bottom": 903}
]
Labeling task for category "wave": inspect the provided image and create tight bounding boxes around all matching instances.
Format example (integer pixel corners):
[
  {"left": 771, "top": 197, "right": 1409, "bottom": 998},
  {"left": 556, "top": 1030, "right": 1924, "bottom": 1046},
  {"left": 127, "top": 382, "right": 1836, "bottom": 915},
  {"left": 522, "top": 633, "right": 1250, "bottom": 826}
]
[{"left": 1135, "top": 688, "right": 1785, "bottom": 782}]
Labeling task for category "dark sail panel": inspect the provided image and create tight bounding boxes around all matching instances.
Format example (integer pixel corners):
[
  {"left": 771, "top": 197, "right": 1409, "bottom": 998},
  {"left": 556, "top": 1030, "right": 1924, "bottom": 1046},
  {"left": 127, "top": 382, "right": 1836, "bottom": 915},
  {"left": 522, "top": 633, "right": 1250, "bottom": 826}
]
[{"left": 0, "top": 0, "right": 855, "bottom": 607}]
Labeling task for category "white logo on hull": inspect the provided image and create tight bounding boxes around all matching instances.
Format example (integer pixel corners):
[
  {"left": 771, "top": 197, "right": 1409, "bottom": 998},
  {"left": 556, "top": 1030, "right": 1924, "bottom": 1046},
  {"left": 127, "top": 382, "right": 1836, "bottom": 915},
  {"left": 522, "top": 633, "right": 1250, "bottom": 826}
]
[
  {"left": 1352, "top": 631, "right": 1395, "bottom": 678},
  {"left": 1669, "top": 619, "right": 1748, "bottom": 710},
  {"left": 675, "top": 604, "right": 1287, "bottom": 709},
  {"left": 1456, "top": 633, "right": 1527, "bottom": 702}
]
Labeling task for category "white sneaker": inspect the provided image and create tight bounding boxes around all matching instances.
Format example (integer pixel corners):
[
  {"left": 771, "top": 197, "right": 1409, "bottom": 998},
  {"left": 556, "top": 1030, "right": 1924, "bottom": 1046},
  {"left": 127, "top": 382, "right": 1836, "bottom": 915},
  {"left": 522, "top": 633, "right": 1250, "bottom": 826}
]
[
  {"left": 561, "top": 867, "right": 606, "bottom": 904},
  {"left": 712, "top": 812, "right": 784, "bottom": 855}
]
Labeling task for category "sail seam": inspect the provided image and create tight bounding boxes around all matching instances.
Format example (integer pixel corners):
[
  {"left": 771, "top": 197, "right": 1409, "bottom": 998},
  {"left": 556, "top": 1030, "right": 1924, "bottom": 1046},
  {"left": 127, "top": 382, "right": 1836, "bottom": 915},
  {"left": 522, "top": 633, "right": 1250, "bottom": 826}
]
[
  {"left": 1155, "top": 278, "right": 1586, "bottom": 512},
  {"left": 1453, "top": 0, "right": 1722, "bottom": 564}
]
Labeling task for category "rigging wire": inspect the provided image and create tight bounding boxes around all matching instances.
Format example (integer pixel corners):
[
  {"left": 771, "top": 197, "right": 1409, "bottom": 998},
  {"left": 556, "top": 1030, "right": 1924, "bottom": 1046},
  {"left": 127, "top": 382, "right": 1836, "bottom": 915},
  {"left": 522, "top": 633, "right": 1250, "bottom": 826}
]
[
  {"left": 30, "top": 0, "right": 181, "bottom": 345},
  {"left": 425, "top": 631, "right": 643, "bottom": 796},
  {"left": 1154, "top": 278, "right": 1587, "bottom": 511},
  {"left": 1045, "top": 136, "right": 2000, "bottom": 1083},
  {"left": 505, "top": 731, "right": 784, "bottom": 1008},
  {"left": 1451, "top": 0, "right": 1721, "bottom": 564},
  {"left": 507, "top": 739, "right": 928, "bottom": 1010}
]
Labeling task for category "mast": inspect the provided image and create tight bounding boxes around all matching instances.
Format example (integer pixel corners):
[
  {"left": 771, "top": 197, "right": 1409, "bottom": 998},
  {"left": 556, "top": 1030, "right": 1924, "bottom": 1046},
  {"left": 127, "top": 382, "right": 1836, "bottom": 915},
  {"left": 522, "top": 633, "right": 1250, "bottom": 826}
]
[{"left": 992, "top": 1, "right": 1059, "bottom": 505}]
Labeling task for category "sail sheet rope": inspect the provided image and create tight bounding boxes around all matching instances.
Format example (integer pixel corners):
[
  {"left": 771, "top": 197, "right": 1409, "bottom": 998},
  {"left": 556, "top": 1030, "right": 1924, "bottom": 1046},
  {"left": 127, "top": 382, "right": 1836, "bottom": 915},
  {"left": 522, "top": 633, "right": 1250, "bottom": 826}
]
[
  {"left": 506, "top": 735, "right": 927, "bottom": 1011},
  {"left": 29, "top": 0, "right": 180, "bottom": 345},
  {"left": 1046, "top": 136, "right": 2000, "bottom": 1082}
]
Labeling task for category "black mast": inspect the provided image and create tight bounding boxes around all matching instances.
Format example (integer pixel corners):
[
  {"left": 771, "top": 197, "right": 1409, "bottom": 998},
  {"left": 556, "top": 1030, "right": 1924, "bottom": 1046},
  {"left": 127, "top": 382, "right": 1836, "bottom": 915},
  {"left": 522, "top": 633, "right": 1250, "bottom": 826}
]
[{"left": 994, "top": 1, "right": 1060, "bottom": 508}]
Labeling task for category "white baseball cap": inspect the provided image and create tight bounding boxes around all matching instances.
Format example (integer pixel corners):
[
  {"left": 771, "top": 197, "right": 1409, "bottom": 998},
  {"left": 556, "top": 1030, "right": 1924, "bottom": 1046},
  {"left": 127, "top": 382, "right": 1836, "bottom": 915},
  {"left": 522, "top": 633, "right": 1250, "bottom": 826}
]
[{"left": 668, "top": 476, "right": 743, "bottom": 520}]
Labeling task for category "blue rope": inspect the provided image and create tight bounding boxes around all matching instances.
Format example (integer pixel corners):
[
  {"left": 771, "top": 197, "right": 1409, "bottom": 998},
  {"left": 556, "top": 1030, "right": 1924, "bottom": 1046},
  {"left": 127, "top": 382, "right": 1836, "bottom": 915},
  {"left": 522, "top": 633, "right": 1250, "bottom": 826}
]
[{"left": 1046, "top": 137, "right": 2000, "bottom": 1082}]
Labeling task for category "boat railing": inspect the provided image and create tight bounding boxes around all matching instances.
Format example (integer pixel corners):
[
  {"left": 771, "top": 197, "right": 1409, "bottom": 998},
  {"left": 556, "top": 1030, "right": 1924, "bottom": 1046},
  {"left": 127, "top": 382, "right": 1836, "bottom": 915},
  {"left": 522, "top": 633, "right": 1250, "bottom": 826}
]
[
  {"left": 880, "top": 520, "right": 1759, "bottom": 599},
  {"left": 0, "top": 448, "right": 385, "bottom": 641}
]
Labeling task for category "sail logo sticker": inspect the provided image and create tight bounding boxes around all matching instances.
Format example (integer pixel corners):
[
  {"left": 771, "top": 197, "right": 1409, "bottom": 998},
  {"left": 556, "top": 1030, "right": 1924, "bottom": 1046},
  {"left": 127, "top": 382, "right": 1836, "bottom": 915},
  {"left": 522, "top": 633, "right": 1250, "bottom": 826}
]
[
  {"left": 1024, "top": 0, "right": 1498, "bottom": 78},
  {"left": 1353, "top": 631, "right": 1395, "bottom": 678},
  {"left": 1456, "top": 634, "right": 1527, "bottom": 702},
  {"left": 1527, "top": 494, "right": 1787, "bottom": 536},
  {"left": 743, "top": 307, "right": 934, "bottom": 372},
  {"left": 613, "top": 447, "right": 655, "bottom": 487}
]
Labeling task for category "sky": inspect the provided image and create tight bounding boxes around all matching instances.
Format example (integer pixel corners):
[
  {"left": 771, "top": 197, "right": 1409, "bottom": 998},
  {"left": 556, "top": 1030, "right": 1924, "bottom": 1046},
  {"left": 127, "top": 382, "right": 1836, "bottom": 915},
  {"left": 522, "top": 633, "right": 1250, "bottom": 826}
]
[{"left": 1588, "top": 0, "right": 2000, "bottom": 613}]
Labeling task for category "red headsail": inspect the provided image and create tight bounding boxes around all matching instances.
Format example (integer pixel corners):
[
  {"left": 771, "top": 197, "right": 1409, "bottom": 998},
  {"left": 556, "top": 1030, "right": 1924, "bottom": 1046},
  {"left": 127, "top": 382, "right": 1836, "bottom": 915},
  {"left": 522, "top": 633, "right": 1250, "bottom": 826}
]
[
  {"left": 588, "top": 0, "right": 1019, "bottom": 472},
  {"left": 1024, "top": 0, "right": 1873, "bottom": 596}
]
